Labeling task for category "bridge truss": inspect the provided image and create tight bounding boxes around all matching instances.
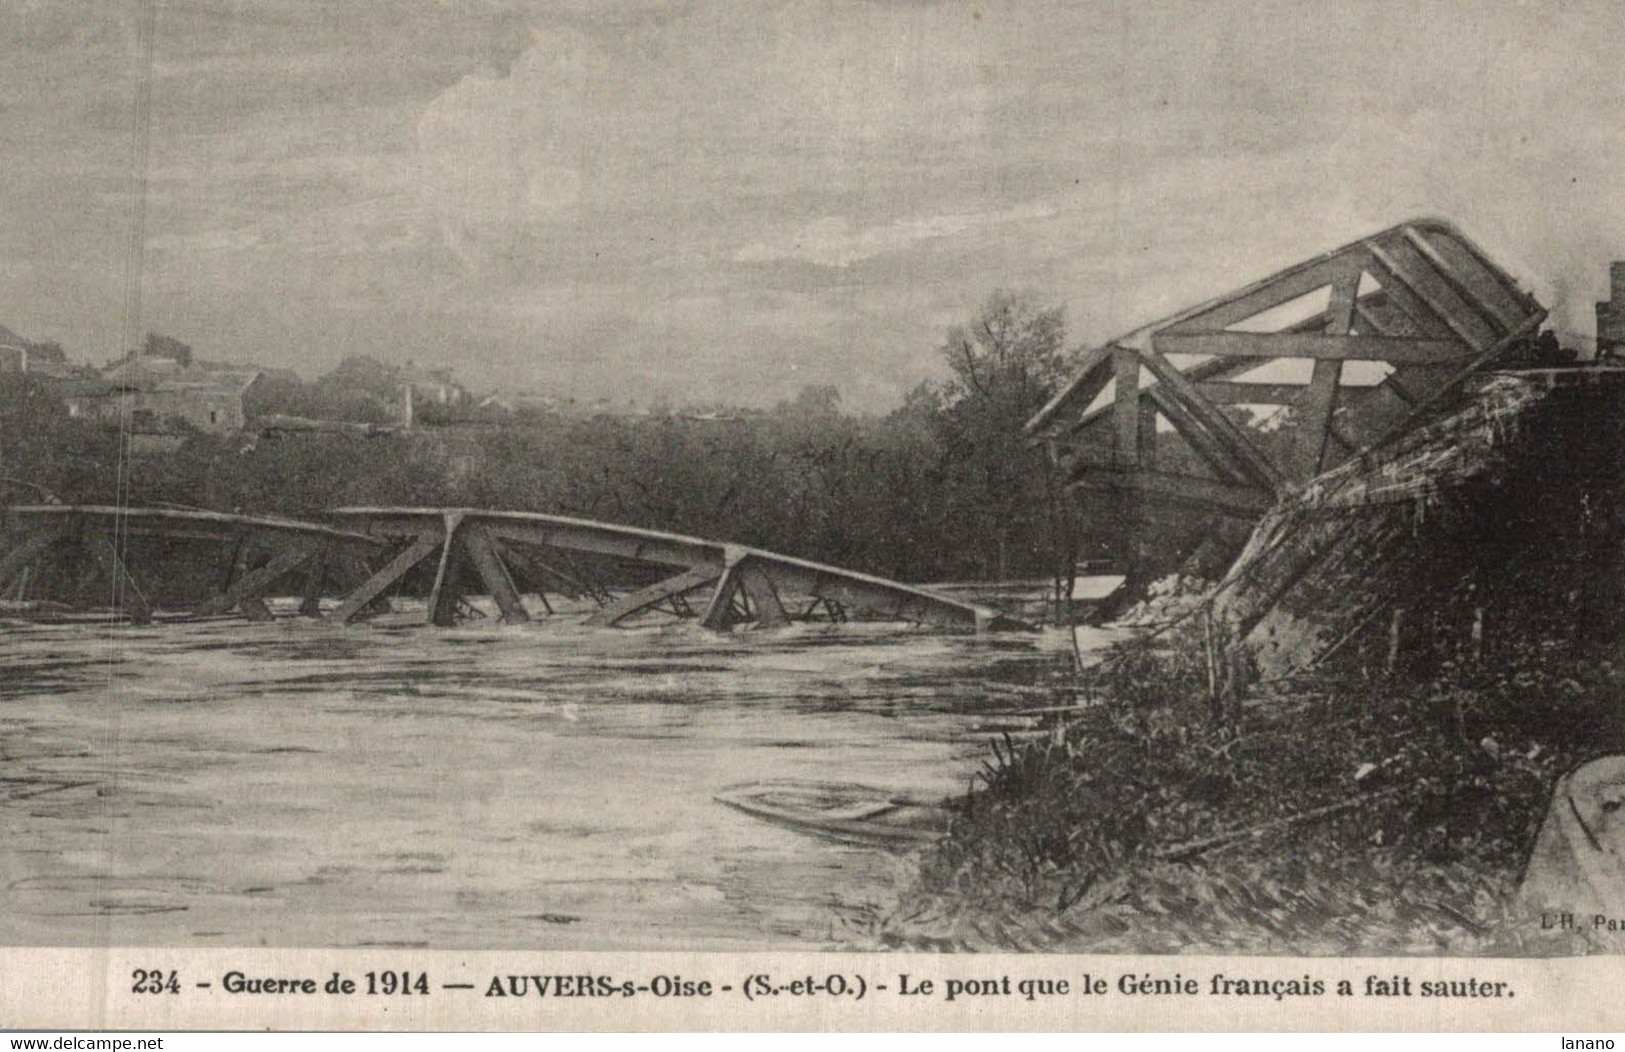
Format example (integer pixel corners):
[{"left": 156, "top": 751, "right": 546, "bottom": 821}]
[
  {"left": 0, "top": 505, "right": 1025, "bottom": 632},
  {"left": 1025, "top": 217, "right": 1548, "bottom": 579}
]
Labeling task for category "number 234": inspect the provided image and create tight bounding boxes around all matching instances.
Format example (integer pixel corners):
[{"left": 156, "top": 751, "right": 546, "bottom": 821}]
[{"left": 131, "top": 969, "right": 180, "bottom": 995}]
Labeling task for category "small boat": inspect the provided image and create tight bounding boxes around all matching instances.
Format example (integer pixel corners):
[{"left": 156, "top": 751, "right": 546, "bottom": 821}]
[{"left": 714, "top": 780, "right": 947, "bottom": 848}]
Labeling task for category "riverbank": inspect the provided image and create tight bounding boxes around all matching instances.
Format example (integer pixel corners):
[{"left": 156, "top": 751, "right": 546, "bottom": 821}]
[
  {"left": 869, "top": 628, "right": 1623, "bottom": 954},
  {"left": 867, "top": 369, "right": 1625, "bottom": 955}
]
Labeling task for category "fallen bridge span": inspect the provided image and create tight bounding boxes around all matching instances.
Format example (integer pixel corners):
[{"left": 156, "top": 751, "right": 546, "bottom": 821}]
[{"left": 0, "top": 504, "right": 1030, "bottom": 632}]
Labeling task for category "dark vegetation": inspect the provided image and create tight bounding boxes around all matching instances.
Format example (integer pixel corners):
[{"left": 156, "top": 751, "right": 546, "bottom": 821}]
[{"left": 876, "top": 641, "right": 1621, "bottom": 954}]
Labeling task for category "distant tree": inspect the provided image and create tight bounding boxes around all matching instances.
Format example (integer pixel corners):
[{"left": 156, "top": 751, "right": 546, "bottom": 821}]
[
  {"left": 939, "top": 290, "right": 1070, "bottom": 406},
  {"left": 931, "top": 291, "right": 1070, "bottom": 580},
  {"left": 141, "top": 332, "right": 193, "bottom": 367},
  {"left": 776, "top": 384, "right": 843, "bottom": 418},
  {"left": 0, "top": 373, "right": 120, "bottom": 504},
  {"left": 243, "top": 372, "right": 316, "bottom": 421}
]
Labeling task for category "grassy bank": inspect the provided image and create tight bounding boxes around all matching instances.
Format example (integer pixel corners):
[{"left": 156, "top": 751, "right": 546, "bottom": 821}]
[
  {"left": 863, "top": 373, "right": 1625, "bottom": 955},
  {"left": 869, "top": 630, "right": 1624, "bottom": 955}
]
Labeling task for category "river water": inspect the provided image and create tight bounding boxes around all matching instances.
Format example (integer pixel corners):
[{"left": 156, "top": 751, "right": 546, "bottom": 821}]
[{"left": 1, "top": 600, "right": 1095, "bottom": 950}]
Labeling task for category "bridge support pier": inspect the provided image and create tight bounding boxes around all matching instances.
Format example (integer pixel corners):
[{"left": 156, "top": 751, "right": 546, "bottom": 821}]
[
  {"left": 426, "top": 513, "right": 465, "bottom": 627},
  {"left": 700, "top": 551, "right": 790, "bottom": 630},
  {"left": 298, "top": 545, "right": 329, "bottom": 617}
]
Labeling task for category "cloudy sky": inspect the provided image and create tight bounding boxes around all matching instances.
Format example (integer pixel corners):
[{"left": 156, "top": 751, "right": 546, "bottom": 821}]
[{"left": 3, "top": 0, "right": 1624, "bottom": 409}]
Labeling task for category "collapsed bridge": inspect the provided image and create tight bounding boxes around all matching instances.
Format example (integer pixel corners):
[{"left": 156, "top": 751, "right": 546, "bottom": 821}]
[{"left": 0, "top": 504, "right": 1027, "bottom": 633}]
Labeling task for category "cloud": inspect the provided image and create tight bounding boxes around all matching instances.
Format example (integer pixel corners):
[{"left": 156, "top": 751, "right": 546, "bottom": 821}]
[
  {"left": 407, "top": 3, "right": 1018, "bottom": 277},
  {"left": 732, "top": 202, "right": 1056, "bottom": 268},
  {"left": 413, "top": 27, "right": 594, "bottom": 271}
]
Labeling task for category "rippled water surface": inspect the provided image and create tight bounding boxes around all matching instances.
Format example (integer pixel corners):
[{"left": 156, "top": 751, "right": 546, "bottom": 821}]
[{"left": 1, "top": 600, "right": 1094, "bottom": 949}]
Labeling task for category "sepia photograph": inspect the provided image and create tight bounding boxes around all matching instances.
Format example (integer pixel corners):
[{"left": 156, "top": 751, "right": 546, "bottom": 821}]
[{"left": 2, "top": 0, "right": 1625, "bottom": 1033}]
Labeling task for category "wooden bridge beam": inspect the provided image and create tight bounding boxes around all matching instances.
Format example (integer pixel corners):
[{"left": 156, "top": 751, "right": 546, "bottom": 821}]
[
  {"left": 298, "top": 544, "right": 329, "bottom": 617},
  {"left": 1142, "top": 387, "right": 1247, "bottom": 484},
  {"left": 487, "top": 537, "right": 586, "bottom": 600},
  {"left": 327, "top": 508, "right": 1017, "bottom": 633},
  {"left": 1402, "top": 225, "right": 1523, "bottom": 333},
  {"left": 1196, "top": 381, "right": 1310, "bottom": 405},
  {"left": 345, "top": 512, "right": 710, "bottom": 571},
  {"left": 1354, "top": 298, "right": 1397, "bottom": 336},
  {"left": 7, "top": 507, "right": 384, "bottom": 555},
  {"left": 1136, "top": 347, "right": 1285, "bottom": 493},
  {"left": 197, "top": 542, "right": 318, "bottom": 618},
  {"left": 1030, "top": 343, "right": 1113, "bottom": 437},
  {"left": 1033, "top": 218, "right": 1547, "bottom": 577},
  {"left": 700, "top": 557, "right": 746, "bottom": 630},
  {"left": 1113, "top": 348, "right": 1142, "bottom": 468},
  {"left": 1154, "top": 331, "right": 1468, "bottom": 364},
  {"left": 219, "top": 533, "right": 249, "bottom": 595},
  {"left": 698, "top": 548, "right": 793, "bottom": 630},
  {"left": 1160, "top": 254, "right": 1362, "bottom": 335},
  {"left": 1137, "top": 400, "right": 1159, "bottom": 467},
  {"left": 426, "top": 513, "right": 465, "bottom": 627},
  {"left": 738, "top": 560, "right": 790, "bottom": 628},
  {"left": 1290, "top": 271, "right": 1357, "bottom": 480},
  {"left": 87, "top": 537, "right": 152, "bottom": 625},
  {"left": 583, "top": 565, "right": 722, "bottom": 627},
  {"left": 330, "top": 532, "right": 444, "bottom": 624},
  {"left": 1064, "top": 354, "right": 1260, "bottom": 434},
  {"left": 1365, "top": 238, "right": 1497, "bottom": 352}
]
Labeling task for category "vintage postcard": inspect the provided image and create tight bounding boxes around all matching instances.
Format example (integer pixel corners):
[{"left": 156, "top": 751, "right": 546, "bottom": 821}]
[{"left": 2, "top": 0, "right": 1624, "bottom": 1034}]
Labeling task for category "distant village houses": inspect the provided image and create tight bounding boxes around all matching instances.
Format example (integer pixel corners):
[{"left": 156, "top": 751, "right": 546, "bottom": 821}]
[
  {"left": 398, "top": 362, "right": 471, "bottom": 428},
  {"left": 2, "top": 325, "right": 736, "bottom": 443},
  {"left": 71, "top": 356, "right": 261, "bottom": 434},
  {"left": 475, "top": 391, "right": 561, "bottom": 416},
  {"left": 48, "top": 360, "right": 257, "bottom": 454},
  {"left": 0, "top": 325, "right": 29, "bottom": 373},
  {"left": 0, "top": 324, "right": 75, "bottom": 378},
  {"left": 0, "top": 332, "right": 266, "bottom": 450},
  {"left": 399, "top": 361, "right": 470, "bottom": 410}
]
